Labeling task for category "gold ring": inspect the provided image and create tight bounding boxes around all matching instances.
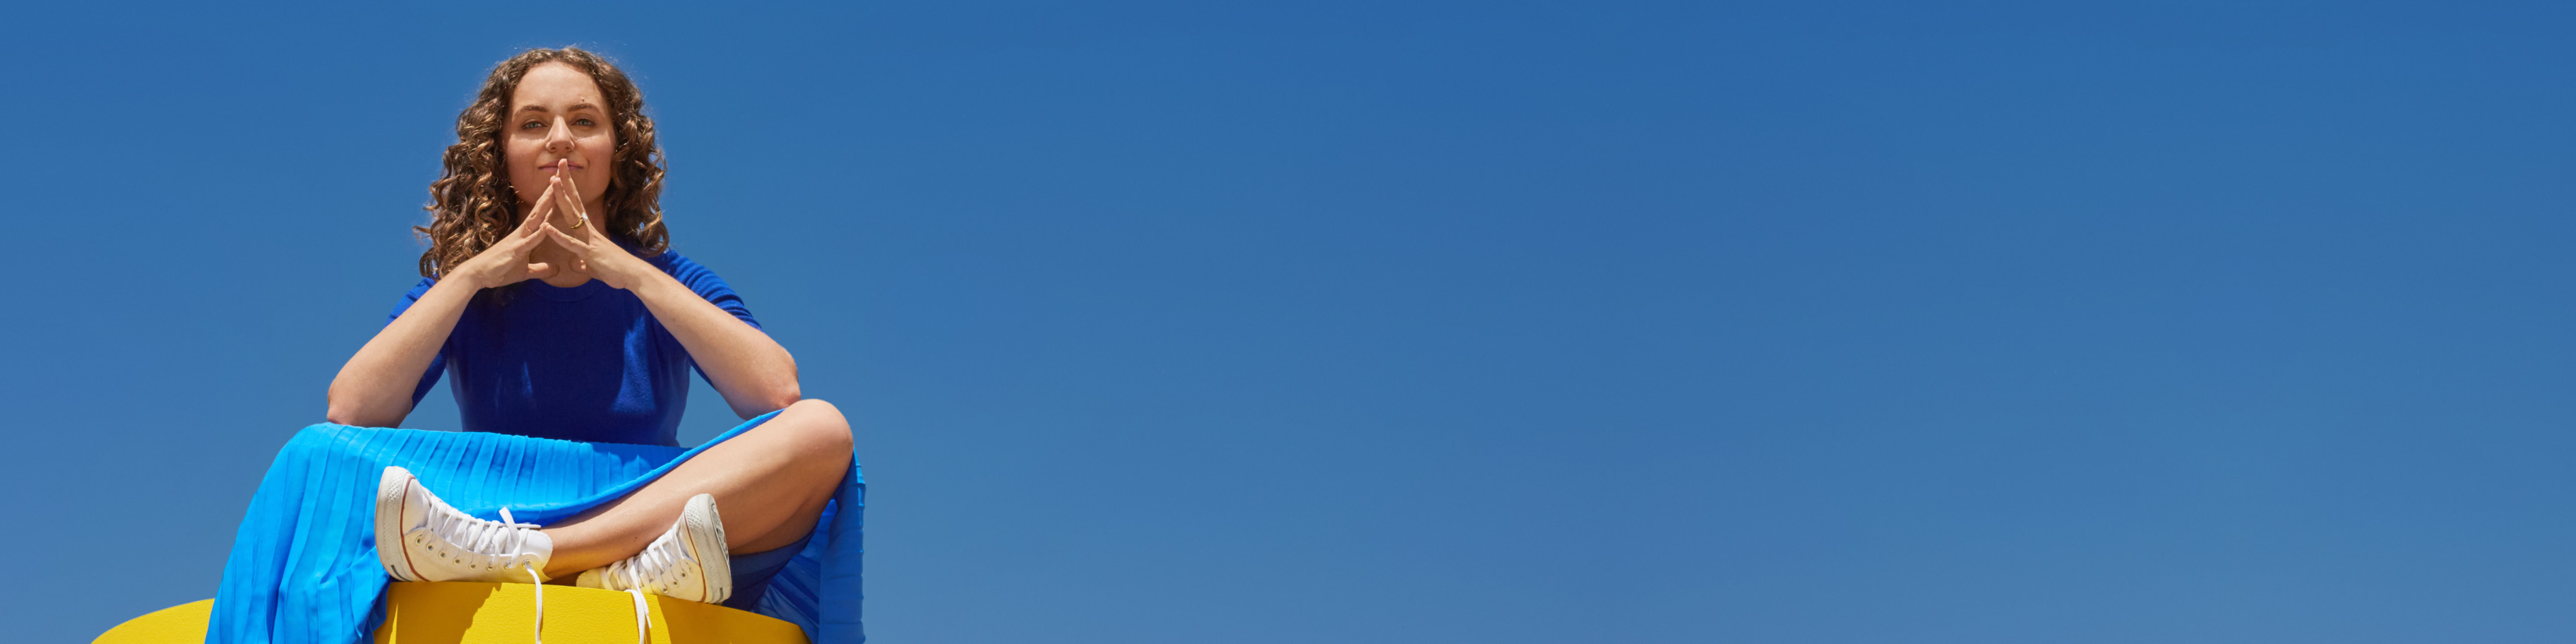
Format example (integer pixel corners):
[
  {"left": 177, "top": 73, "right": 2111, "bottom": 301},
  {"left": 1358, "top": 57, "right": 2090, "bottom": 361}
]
[{"left": 569, "top": 213, "right": 588, "bottom": 230}]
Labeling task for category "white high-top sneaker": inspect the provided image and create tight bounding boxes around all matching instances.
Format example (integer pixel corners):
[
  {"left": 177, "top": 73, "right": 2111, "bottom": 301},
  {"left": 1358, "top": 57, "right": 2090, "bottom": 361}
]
[
  {"left": 374, "top": 465, "right": 554, "bottom": 583},
  {"left": 576, "top": 494, "right": 732, "bottom": 604}
]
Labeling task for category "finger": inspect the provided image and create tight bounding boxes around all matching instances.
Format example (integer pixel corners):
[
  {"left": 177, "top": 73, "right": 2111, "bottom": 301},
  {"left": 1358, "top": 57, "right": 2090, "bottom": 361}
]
[
  {"left": 552, "top": 184, "right": 578, "bottom": 220},
  {"left": 533, "top": 174, "right": 561, "bottom": 216},
  {"left": 520, "top": 184, "right": 559, "bottom": 235},
  {"left": 509, "top": 232, "right": 550, "bottom": 256},
  {"left": 541, "top": 224, "right": 590, "bottom": 254},
  {"left": 553, "top": 179, "right": 585, "bottom": 217},
  {"left": 506, "top": 215, "right": 551, "bottom": 248},
  {"left": 553, "top": 186, "right": 596, "bottom": 238},
  {"left": 526, "top": 261, "right": 556, "bottom": 279}
]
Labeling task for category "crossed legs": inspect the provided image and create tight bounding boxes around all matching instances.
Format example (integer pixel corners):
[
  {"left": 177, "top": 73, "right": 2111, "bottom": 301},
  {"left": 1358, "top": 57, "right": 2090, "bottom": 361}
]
[{"left": 535, "top": 398, "right": 852, "bottom": 579}]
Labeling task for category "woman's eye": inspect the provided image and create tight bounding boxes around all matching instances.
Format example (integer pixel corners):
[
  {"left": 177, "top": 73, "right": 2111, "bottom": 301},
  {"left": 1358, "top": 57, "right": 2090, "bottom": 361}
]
[
  {"left": 574, "top": 118, "right": 596, "bottom": 127},
  {"left": 520, "top": 121, "right": 544, "bottom": 130}
]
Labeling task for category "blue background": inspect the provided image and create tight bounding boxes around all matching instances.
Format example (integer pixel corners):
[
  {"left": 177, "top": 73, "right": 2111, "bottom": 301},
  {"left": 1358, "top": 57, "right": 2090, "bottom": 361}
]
[{"left": 8, "top": 1, "right": 2575, "bottom": 642}]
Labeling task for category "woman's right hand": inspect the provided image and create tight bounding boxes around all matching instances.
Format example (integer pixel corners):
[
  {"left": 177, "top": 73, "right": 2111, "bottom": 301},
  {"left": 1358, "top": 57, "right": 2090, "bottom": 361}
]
[{"left": 446, "top": 181, "right": 562, "bottom": 289}]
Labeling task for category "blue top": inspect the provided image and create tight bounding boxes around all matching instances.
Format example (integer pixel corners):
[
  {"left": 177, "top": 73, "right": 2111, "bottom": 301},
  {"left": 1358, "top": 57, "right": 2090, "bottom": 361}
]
[{"left": 389, "top": 250, "right": 761, "bottom": 447}]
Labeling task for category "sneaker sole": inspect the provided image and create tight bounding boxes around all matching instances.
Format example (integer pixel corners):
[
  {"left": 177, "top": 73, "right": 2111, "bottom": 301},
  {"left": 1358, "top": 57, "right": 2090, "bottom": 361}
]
[
  {"left": 374, "top": 466, "right": 419, "bottom": 582},
  {"left": 682, "top": 494, "right": 733, "bottom": 604}
]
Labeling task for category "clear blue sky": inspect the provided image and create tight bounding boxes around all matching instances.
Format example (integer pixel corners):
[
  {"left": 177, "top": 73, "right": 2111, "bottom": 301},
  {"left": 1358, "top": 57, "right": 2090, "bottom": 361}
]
[{"left": 8, "top": 1, "right": 2576, "bottom": 642}]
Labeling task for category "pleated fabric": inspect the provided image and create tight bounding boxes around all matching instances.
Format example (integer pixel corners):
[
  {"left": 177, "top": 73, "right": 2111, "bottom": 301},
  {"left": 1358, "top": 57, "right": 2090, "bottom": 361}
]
[{"left": 205, "top": 410, "right": 866, "bottom": 644}]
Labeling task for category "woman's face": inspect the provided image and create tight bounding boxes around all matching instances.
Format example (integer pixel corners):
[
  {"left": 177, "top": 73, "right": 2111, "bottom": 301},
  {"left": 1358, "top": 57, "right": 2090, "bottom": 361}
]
[{"left": 503, "top": 61, "right": 615, "bottom": 216}]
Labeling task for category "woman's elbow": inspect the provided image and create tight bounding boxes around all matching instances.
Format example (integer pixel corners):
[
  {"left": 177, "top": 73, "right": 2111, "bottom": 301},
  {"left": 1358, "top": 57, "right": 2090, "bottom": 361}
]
[
  {"left": 325, "top": 399, "right": 374, "bottom": 427},
  {"left": 325, "top": 386, "right": 357, "bottom": 426},
  {"left": 326, "top": 388, "right": 402, "bottom": 427},
  {"left": 758, "top": 354, "right": 802, "bottom": 412},
  {"left": 754, "top": 386, "right": 803, "bottom": 417},
  {"left": 730, "top": 379, "right": 801, "bottom": 418}
]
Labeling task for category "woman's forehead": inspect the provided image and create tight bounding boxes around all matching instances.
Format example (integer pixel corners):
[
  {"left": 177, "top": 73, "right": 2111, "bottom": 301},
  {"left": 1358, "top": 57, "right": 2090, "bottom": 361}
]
[{"left": 511, "top": 63, "right": 605, "bottom": 111}]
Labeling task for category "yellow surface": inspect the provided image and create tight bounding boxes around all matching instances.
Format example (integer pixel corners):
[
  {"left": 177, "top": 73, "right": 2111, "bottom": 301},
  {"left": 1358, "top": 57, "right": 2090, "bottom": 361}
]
[
  {"left": 93, "top": 599, "right": 210, "bottom": 644},
  {"left": 95, "top": 582, "right": 809, "bottom": 644}
]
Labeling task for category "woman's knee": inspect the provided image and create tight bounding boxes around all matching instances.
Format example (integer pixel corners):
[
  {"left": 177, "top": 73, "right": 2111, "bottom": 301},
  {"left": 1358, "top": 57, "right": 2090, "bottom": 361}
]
[{"left": 777, "top": 398, "right": 853, "bottom": 457}]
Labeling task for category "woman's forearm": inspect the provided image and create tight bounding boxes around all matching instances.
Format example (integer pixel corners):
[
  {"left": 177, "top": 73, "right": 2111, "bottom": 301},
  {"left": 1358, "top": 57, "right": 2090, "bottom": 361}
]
[
  {"left": 629, "top": 272, "right": 801, "bottom": 418},
  {"left": 326, "top": 278, "right": 480, "bottom": 427}
]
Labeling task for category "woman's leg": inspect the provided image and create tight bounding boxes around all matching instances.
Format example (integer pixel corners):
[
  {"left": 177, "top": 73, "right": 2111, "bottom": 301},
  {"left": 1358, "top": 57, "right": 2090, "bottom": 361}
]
[{"left": 537, "top": 398, "right": 852, "bottom": 578}]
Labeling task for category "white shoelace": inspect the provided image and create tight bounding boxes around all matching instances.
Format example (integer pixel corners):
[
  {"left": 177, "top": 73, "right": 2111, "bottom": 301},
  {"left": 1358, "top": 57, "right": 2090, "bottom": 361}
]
[
  {"left": 605, "top": 531, "right": 689, "bottom": 592},
  {"left": 602, "top": 531, "right": 678, "bottom": 644},
  {"left": 626, "top": 588, "right": 652, "bottom": 644},
  {"left": 429, "top": 505, "right": 544, "bottom": 573},
  {"left": 494, "top": 508, "right": 550, "bottom": 644},
  {"left": 506, "top": 558, "right": 650, "bottom": 644},
  {"left": 405, "top": 501, "right": 629, "bottom": 644},
  {"left": 453, "top": 506, "right": 653, "bottom": 644}
]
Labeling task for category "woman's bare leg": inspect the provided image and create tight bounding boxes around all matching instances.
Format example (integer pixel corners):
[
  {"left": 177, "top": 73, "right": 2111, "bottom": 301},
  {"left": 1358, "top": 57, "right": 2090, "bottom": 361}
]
[{"left": 537, "top": 398, "right": 852, "bottom": 578}]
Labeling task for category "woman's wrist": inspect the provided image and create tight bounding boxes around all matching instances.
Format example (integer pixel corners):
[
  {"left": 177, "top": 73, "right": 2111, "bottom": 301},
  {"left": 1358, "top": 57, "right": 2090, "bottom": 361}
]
[
  {"left": 621, "top": 263, "right": 681, "bottom": 297},
  {"left": 447, "top": 270, "right": 491, "bottom": 291},
  {"left": 434, "top": 269, "right": 495, "bottom": 295}
]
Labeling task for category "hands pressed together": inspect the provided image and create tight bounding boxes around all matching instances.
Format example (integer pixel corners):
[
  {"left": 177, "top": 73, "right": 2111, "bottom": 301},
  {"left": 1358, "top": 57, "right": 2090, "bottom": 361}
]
[{"left": 450, "top": 170, "right": 653, "bottom": 291}]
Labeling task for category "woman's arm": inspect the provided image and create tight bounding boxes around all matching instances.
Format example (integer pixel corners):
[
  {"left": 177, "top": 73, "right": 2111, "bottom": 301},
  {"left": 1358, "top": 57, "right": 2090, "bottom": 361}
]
[
  {"left": 628, "top": 270, "right": 802, "bottom": 418},
  {"left": 325, "top": 278, "right": 477, "bottom": 427},
  {"left": 539, "top": 182, "right": 799, "bottom": 418},
  {"left": 328, "top": 183, "right": 568, "bottom": 427}
]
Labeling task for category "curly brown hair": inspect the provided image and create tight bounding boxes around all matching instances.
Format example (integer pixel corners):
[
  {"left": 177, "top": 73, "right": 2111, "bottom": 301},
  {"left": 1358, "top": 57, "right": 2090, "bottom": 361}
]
[{"left": 417, "top": 47, "right": 669, "bottom": 278}]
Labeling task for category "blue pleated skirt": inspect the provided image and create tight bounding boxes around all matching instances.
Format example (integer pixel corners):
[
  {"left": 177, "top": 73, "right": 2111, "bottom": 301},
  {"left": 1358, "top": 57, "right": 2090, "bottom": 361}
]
[{"left": 205, "top": 410, "right": 865, "bottom": 643}]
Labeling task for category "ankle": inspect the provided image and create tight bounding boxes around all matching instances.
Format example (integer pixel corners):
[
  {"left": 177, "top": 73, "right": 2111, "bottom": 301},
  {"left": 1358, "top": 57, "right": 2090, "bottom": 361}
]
[{"left": 534, "top": 529, "right": 592, "bottom": 578}]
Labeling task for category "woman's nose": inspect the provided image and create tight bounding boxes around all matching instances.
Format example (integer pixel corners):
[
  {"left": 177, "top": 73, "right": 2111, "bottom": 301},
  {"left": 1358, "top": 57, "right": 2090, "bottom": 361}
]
[{"left": 544, "top": 116, "right": 575, "bottom": 153}]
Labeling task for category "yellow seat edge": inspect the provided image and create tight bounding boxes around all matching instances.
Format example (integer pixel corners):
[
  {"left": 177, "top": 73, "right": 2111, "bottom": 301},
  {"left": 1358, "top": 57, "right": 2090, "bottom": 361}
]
[
  {"left": 93, "top": 598, "right": 213, "bottom": 644},
  {"left": 93, "top": 583, "right": 808, "bottom": 644}
]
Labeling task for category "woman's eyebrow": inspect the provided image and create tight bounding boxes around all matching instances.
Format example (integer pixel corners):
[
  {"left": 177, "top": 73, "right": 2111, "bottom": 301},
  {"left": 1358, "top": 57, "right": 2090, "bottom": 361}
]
[{"left": 514, "top": 102, "right": 603, "bottom": 114}]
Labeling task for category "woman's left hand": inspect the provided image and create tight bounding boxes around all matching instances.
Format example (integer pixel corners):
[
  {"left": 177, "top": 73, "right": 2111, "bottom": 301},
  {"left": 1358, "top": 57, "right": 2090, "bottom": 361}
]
[
  {"left": 539, "top": 171, "right": 802, "bottom": 416},
  {"left": 540, "top": 173, "right": 656, "bottom": 290}
]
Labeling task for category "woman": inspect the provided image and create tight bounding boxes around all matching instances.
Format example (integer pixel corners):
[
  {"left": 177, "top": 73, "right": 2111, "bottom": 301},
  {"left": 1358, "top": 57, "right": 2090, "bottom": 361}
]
[{"left": 208, "top": 47, "right": 863, "bottom": 644}]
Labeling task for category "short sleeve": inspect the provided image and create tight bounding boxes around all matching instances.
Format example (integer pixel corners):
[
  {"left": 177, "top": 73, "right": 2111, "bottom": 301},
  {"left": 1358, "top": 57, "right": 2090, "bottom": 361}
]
[
  {"left": 386, "top": 277, "right": 451, "bottom": 409},
  {"left": 653, "top": 252, "right": 763, "bottom": 331},
  {"left": 648, "top": 251, "right": 765, "bottom": 391}
]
